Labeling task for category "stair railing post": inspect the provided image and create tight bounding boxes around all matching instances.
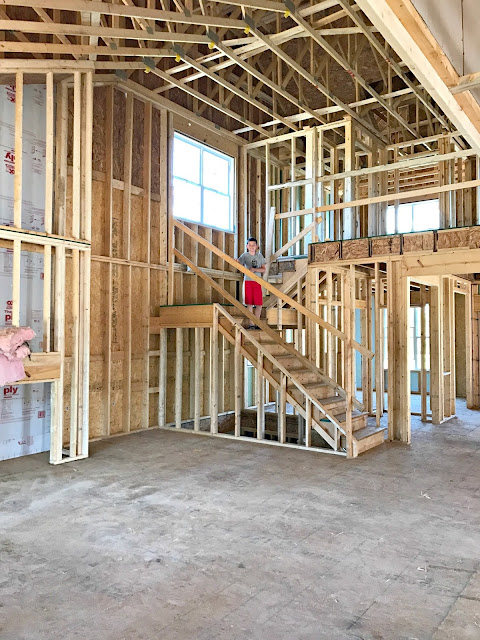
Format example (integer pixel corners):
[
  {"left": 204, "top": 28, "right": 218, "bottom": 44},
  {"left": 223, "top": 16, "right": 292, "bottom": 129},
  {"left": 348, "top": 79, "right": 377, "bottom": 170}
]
[
  {"left": 210, "top": 305, "right": 219, "bottom": 434},
  {"left": 257, "top": 350, "right": 265, "bottom": 440},
  {"left": 305, "top": 397, "right": 311, "bottom": 447},
  {"left": 344, "top": 267, "right": 355, "bottom": 458},
  {"left": 234, "top": 325, "right": 242, "bottom": 437},
  {"left": 279, "top": 372, "right": 287, "bottom": 444}
]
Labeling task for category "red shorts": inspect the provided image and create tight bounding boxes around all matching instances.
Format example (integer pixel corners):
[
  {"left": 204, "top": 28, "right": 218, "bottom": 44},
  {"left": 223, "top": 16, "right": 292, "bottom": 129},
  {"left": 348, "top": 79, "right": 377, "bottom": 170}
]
[{"left": 244, "top": 280, "right": 263, "bottom": 306}]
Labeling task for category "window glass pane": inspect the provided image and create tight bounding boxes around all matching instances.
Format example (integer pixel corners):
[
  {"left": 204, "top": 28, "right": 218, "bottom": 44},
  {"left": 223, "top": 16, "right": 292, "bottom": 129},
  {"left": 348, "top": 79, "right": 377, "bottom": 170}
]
[
  {"left": 202, "top": 150, "right": 230, "bottom": 193},
  {"left": 397, "top": 203, "right": 413, "bottom": 233},
  {"left": 173, "top": 178, "right": 201, "bottom": 222},
  {"left": 203, "top": 189, "right": 231, "bottom": 229},
  {"left": 173, "top": 136, "right": 200, "bottom": 183},
  {"left": 386, "top": 206, "right": 395, "bottom": 235},
  {"left": 173, "top": 133, "right": 234, "bottom": 231},
  {"left": 412, "top": 200, "right": 440, "bottom": 231}
]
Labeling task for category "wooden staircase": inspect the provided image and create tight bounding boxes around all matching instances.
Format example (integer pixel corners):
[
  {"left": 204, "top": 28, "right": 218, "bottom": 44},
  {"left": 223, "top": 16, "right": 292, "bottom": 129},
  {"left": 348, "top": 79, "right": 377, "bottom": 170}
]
[
  {"left": 156, "top": 219, "right": 386, "bottom": 458},
  {"left": 221, "top": 313, "right": 384, "bottom": 455}
]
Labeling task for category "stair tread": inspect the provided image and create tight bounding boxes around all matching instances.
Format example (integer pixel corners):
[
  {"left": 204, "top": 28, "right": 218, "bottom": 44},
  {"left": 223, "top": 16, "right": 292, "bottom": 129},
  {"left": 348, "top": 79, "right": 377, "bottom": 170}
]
[
  {"left": 317, "top": 395, "right": 346, "bottom": 407},
  {"left": 336, "top": 411, "right": 369, "bottom": 423},
  {"left": 302, "top": 381, "right": 328, "bottom": 389},
  {"left": 353, "top": 425, "right": 386, "bottom": 441}
]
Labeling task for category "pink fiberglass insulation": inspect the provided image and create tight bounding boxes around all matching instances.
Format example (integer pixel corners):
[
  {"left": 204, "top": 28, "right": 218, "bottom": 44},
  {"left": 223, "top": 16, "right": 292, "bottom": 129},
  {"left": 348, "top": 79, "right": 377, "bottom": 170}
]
[{"left": 0, "top": 326, "right": 35, "bottom": 386}]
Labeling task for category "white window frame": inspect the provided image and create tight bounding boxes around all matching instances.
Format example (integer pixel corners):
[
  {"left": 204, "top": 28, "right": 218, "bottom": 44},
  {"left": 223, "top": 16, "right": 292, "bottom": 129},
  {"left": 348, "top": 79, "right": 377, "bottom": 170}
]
[
  {"left": 172, "top": 132, "right": 235, "bottom": 233},
  {"left": 386, "top": 199, "right": 440, "bottom": 235}
]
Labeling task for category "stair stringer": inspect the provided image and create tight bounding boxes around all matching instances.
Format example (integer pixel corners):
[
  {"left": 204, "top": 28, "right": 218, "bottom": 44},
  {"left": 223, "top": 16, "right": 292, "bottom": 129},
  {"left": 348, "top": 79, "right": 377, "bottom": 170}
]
[{"left": 218, "top": 320, "right": 346, "bottom": 450}]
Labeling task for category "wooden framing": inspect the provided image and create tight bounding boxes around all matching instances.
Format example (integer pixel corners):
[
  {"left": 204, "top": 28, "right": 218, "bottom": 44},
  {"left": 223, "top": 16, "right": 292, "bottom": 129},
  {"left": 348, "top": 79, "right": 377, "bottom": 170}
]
[{"left": 3, "top": 0, "right": 480, "bottom": 465}]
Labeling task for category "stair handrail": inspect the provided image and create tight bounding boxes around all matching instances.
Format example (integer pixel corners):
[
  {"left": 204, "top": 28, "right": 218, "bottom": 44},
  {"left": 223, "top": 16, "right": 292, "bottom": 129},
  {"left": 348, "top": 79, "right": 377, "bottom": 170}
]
[
  {"left": 174, "top": 247, "right": 364, "bottom": 416},
  {"left": 213, "top": 303, "right": 346, "bottom": 450},
  {"left": 174, "top": 219, "right": 372, "bottom": 360}
]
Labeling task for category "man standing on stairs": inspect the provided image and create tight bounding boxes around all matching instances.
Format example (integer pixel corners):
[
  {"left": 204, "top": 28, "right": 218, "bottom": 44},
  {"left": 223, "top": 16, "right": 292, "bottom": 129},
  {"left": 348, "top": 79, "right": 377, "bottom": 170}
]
[{"left": 237, "top": 237, "right": 266, "bottom": 329}]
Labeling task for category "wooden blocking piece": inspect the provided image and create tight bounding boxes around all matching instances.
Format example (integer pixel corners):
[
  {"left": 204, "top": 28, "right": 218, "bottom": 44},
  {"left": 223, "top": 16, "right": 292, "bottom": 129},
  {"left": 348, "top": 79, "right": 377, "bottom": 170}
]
[
  {"left": 371, "top": 234, "right": 401, "bottom": 257},
  {"left": 402, "top": 231, "right": 435, "bottom": 254},
  {"left": 341, "top": 238, "right": 370, "bottom": 260},
  {"left": 266, "top": 307, "right": 297, "bottom": 327},
  {"left": 20, "top": 352, "right": 61, "bottom": 383},
  {"left": 437, "top": 227, "right": 469, "bottom": 251},
  {"left": 309, "top": 241, "right": 340, "bottom": 264},
  {"left": 151, "top": 303, "right": 215, "bottom": 330}
]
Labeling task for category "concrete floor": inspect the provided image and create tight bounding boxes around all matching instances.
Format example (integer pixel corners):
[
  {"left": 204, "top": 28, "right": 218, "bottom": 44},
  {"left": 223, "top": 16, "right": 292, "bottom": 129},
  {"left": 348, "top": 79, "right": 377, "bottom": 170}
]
[{"left": 1, "top": 401, "right": 480, "bottom": 640}]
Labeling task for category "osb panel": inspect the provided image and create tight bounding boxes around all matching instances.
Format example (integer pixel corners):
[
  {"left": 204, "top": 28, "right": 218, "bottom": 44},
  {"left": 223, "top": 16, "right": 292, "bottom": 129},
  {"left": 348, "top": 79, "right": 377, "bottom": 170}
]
[
  {"left": 149, "top": 355, "right": 159, "bottom": 389},
  {"left": 130, "top": 358, "right": 144, "bottom": 431},
  {"left": 64, "top": 255, "right": 73, "bottom": 358},
  {"left": 110, "top": 367, "right": 126, "bottom": 435},
  {"left": 403, "top": 232, "right": 435, "bottom": 253},
  {"left": 91, "top": 179, "right": 106, "bottom": 256},
  {"left": 437, "top": 228, "right": 469, "bottom": 251},
  {"left": 437, "top": 227, "right": 480, "bottom": 251},
  {"left": 111, "top": 263, "right": 125, "bottom": 352},
  {"left": 112, "top": 89, "right": 126, "bottom": 182},
  {"left": 111, "top": 188, "right": 124, "bottom": 259},
  {"left": 132, "top": 97, "right": 145, "bottom": 189},
  {"left": 151, "top": 107, "right": 161, "bottom": 196},
  {"left": 89, "top": 360, "right": 105, "bottom": 439},
  {"left": 92, "top": 86, "right": 106, "bottom": 175},
  {"left": 90, "top": 260, "right": 108, "bottom": 357},
  {"left": 371, "top": 235, "right": 401, "bottom": 256},
  {"left": 149, "top": 394, "right": 159, "bottom": 427},
  {"left": 150, "top": 269, "right": 167, "bottom": 314},
  {"left": 131, "top": 266, "right": 148, "bottom": 354},
  {"left": 64, "top": 175, "right": 73, "bottom": 240},
  {"left": 342, "top": 238, "right": 370, "bottom": 260},
  {"left": 310, "top": 241, "right": 340, "bottom": 263},
  {"left": 130, "top": 193, "right": 146, "bottom": 263},
  {"left": 150, "top": 200, "right": 161, "bottom": 265}
]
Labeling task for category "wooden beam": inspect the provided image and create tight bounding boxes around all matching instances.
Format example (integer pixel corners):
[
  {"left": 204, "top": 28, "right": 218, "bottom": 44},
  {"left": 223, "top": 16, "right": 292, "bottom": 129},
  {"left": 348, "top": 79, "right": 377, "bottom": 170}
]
[
  {"left": 0, "top": 42, "right": 174, "bottom": 56},
  {"left": 171, "top": 46, "right": 298, "bottom": 132},
  {"left": 1, "top": 0, "right": 247, "bottom": 29},
  {"left": 150, "top": 67, "right": 271, "bottom": 139},
  {"left": 13, "top": 72, "right": 22, "bottom": 230},
  {"left": 0, "top": 20, "right": 212, "bottom": 43},
  {"left": 276, "top": 179, "right": 480, "bottom": 219},
  {"left": 356, "top": 0, "right": 480, "bottom": 153},
  {"left": 286, "top": 2, "right": 420, "bottom": 139},
  {"left": 451, "top": 70, "right": 480, "bottom": 95}
]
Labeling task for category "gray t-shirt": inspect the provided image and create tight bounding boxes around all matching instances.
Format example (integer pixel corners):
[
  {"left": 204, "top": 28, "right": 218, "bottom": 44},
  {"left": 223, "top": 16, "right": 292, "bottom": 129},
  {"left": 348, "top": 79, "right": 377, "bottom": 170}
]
[{"left": 237, "top": 252, "right": 266, "bottom": 281}]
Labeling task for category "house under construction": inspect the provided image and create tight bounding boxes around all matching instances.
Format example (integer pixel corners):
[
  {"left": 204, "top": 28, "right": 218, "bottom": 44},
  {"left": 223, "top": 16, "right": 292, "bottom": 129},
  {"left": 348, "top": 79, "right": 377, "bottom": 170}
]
[{"left": 1, "top": 1, "right": 480, "bottom": 638}]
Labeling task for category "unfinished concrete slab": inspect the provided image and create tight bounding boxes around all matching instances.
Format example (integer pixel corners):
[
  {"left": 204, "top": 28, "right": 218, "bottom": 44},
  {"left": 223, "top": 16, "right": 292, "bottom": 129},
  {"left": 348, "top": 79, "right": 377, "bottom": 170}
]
[{"left": 1, "top": 402, "right": 480, "bottom": 640}]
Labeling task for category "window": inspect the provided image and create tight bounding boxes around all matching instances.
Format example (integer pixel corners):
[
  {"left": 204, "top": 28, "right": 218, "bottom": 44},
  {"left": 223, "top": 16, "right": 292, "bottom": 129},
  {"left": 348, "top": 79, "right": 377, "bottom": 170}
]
[
  {"left": 386, "top": 200, "right": 440, "bottom": 235},
  {"left": 384, "top": 306, "right": 430, "bottom": 370},
  {"left": 173, "top": 132, "right": 235, "bottom": 232}
]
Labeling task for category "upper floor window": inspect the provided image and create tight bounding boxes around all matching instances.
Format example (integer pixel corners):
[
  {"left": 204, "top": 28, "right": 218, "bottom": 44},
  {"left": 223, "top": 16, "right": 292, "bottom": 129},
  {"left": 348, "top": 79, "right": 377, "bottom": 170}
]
[
  {"left": 386, "top": 200, "right": 440, "bottom": 235},
  {"left": 172, "top": 132, "right": 235, "bottom": 232}
]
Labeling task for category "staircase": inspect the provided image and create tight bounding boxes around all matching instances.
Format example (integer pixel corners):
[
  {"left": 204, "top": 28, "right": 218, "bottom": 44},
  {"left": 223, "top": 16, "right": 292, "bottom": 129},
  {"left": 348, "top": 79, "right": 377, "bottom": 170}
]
[
  {"left": 157, "top": 219, "right": 387, "bottom": 458},
  {"left": 223, "top": 307, "right": 384, "bottom": 455}
]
